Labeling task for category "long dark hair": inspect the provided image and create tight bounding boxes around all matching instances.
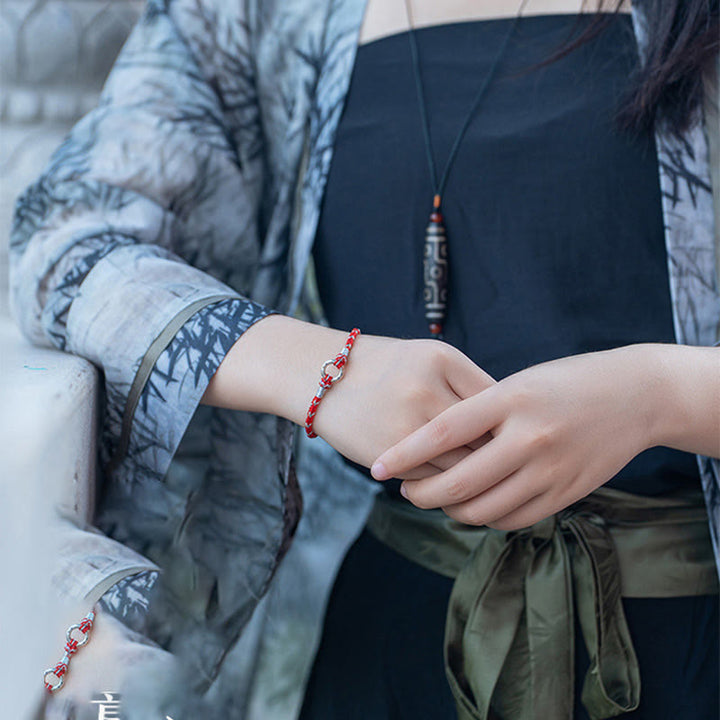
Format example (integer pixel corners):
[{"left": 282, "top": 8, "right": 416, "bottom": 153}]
[{"left": 548, "top": 0, "right": 719, "bottom": 136}]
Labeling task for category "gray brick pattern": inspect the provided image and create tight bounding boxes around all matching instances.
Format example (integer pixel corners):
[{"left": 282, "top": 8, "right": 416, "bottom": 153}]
[{"left": 1, "top": 0, "right": 141, "bottom": 317}]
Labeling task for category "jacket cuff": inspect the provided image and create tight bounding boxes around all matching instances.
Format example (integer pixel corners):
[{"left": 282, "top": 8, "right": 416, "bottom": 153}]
[
  {"left": 105, "top": 296, "right": 274, "bottom": 479},
  {"left": 97, "top": 570, "right": 160, "bottom": 635},
  {"left": 96, "top": 296, "right": 276, "bottom": 542}
]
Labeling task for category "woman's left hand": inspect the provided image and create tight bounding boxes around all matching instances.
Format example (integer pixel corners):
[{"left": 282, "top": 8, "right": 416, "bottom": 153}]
[{"left": 371, "top": 344, "right": 663, "bottom": 531}]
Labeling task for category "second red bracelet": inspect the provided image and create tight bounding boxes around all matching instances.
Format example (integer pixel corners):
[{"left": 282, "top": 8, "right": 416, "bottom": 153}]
[{"left": 305, "top": 328, "right": 361, "bottom": 438}]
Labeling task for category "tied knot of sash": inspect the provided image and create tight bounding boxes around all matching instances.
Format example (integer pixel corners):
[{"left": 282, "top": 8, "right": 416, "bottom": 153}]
[{"left": 445, "top": 504, "right": 640, "bottom": 720}]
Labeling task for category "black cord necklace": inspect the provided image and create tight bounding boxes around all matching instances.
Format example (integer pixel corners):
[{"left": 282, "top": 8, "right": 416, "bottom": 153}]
[{"left": 403, "top": 0, "right": 529, "bottom": 339}]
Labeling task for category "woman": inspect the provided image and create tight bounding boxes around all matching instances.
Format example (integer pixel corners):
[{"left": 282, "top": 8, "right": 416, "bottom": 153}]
[{"left": 9, "top": 0, "right": 719, "bottom": 718}]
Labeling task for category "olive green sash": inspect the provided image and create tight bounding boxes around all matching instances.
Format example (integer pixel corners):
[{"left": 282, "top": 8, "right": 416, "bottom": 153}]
[{"left": 367, "top": 486, "right": 718, "bottom": 720}]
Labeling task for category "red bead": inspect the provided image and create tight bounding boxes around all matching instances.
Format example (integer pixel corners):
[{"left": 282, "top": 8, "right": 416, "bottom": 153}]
[
  {"left": 429, "top": 323, "right": 443, "bottom": 336},
  {"left": 305, "top": 328, "right": 361, "bottom": 438}
]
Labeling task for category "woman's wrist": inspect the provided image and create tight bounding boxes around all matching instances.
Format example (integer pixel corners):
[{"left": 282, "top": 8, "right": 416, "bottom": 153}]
[
  {"left": 628, "top": 342, "right": 720, "bottom": 458},
  {"left": 200, "top": 313, "right": 352, "bottom": 424}
]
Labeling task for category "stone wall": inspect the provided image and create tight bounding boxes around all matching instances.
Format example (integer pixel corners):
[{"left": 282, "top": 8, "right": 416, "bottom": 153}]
[{"left": 1, "top": 0, "right": 142, "bottom": 318}]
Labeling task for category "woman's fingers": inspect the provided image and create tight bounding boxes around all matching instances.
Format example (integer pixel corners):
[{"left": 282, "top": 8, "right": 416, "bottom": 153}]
[
  {"left": 467, "top": 431, "right": 494, "bottom": 451},
  {"left": 430, "top": 445, "right": 476, "bottom": 471},
  {"left": 440, "top": 464, "right": 545, "bottom": 526},
  {"left": 484, "top": 491, "right": 554, "bottom": 532},
  {"left": 398, "top": 434, "right": 526, "bottom": 508},
  {"left": 376, "top": 376, "right": 493, "bottom": 481},
  {"left": 445, "top": 350, "right": 496, "bottom": 399},
  {"left": 391, "top": 444, "right": 476, "bottom": 480},
  {"left": 371, "top": 386, "right": 507, "bottom": 480},
  {"left": 396, "top": 462, "right": 449, "bottom": 480}
]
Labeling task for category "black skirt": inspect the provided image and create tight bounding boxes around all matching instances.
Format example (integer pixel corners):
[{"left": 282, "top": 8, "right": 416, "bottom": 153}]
[{"left": 299, "top": 529, "right": 719, "bottom": 720}]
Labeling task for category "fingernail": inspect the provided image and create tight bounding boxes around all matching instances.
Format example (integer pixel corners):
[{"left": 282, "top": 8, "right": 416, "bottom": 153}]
[
  {"left": 371, "top": 461, "right": 387, "bottom": 480},
  {"left": 400, "top": 483, "right": 409, "bottom": 499}
]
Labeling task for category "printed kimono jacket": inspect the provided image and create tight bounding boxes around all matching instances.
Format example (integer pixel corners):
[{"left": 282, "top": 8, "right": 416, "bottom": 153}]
[{"left": 8, "top": 0, "right": 720, "bottom": 717}]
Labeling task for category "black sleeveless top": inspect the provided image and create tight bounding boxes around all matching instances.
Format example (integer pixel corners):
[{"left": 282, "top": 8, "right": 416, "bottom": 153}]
[{"left": 311, "top": 12, "right": 702, "bottom": 495}]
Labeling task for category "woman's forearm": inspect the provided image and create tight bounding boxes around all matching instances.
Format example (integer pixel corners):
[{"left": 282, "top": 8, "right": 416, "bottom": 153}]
[
  {"left": 199, "top": 314, "right": 351, "bottom": 424},
  {"left": 199, "top": 314, "right": 497, "bottom": 472},
  {"left": 202, "top": 325, "right": 720, "bottom": 461},
  {"left": 642, "top": 342, "right": 720, "bottom": 458}
]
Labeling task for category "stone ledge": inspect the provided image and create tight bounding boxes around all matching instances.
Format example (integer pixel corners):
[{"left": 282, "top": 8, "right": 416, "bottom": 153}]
[{"left": 0, "top": 315, "right": 99, "bottom": 525}]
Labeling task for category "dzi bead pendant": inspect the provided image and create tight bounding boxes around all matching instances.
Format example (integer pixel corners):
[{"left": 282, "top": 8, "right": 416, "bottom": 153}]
[{"left": 424, "top": 195, "right": 448, "bottom": 339}]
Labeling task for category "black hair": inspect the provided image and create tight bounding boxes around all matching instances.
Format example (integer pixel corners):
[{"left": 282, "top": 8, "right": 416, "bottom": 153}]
[{"left": 545, "top": 0, "right": 719, "bottom": 136}]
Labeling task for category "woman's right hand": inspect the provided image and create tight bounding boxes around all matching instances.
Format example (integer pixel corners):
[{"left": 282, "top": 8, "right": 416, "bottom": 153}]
[{"left": 201, "top": 314, "right": 496, "bottom": 479}]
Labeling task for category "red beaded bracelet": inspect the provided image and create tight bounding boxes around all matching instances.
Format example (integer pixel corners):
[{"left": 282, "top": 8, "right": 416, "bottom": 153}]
[
  {"left": 305, "top": 328, "right": 361, "bottom": 438},
  {"left": 43, "top": 610, "right": 95, "bottom": 692}
]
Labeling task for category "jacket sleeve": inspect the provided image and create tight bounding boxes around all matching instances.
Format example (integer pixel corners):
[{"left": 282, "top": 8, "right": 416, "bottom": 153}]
[{"left": 8, "top": 0, "right": 274, "bottom": 487}]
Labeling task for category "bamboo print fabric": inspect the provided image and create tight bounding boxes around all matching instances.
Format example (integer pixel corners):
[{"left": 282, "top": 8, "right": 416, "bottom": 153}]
[{"left": 8, "top": 0, "right": 720, "bottom": 716}]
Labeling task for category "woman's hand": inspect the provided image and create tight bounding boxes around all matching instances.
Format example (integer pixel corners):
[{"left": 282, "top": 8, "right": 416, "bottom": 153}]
[
  {"left": 201, "top": 315, "right": 496, "bottom": 478},
  {"left": 312, "top": 332, "right": 498, "bottom": 475},
  {"left": 370, "top": 344, "right": 668, "bottom": 529}
]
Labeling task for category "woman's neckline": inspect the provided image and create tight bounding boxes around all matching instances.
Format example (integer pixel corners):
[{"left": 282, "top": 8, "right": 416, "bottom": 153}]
[{"left": 358, "top": 11, "right": 632, "bottom": 50}]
